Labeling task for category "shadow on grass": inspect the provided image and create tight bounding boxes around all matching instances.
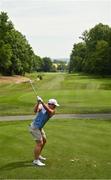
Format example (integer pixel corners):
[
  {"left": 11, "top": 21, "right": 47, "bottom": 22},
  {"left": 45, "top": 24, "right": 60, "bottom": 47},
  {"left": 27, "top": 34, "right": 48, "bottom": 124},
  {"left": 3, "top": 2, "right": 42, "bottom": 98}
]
[{"left": 0, "top": 160, "right": 33, "bottom": 171}]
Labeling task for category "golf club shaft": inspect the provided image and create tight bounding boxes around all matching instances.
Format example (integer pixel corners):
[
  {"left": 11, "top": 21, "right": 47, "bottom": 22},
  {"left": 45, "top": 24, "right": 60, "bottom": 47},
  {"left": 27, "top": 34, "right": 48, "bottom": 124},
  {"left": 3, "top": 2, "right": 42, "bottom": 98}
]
[{"left": 30, "top": 81, "right": 37, "bottom": 97}]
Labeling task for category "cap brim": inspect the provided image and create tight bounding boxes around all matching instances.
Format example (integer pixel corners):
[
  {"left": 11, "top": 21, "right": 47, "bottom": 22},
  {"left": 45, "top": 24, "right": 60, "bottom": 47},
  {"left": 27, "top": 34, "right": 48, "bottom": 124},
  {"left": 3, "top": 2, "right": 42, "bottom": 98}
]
[{"left": 55, "top": 103, "right": 60, "bottom": 107}]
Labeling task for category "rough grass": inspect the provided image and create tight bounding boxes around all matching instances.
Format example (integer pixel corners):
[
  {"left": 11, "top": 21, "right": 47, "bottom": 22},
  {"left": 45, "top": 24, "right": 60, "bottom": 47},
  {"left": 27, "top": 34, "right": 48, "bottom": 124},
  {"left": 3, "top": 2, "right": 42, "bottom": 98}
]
[
  {"left": 0, "top": 119, "right": 111, "bottom": 179},
  {"left": 0, "top": 73, "right": 111, "bottom": 115}
]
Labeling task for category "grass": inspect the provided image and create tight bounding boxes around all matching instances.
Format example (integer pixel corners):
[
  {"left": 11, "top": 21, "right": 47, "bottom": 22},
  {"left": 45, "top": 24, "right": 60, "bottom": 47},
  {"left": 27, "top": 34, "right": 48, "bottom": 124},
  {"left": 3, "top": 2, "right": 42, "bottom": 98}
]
[
  {"left": 0, "top": 119, "right": 111, "bottom": 179},
  {"left": 0, "top": 73, "right": 111, "bottom": 115}
]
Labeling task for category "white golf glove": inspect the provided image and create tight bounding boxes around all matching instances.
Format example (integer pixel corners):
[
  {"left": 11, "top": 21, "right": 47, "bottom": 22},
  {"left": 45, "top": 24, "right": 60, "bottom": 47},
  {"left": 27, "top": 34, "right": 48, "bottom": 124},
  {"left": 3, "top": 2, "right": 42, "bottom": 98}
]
[{"left": 37, "top": 96, "right": 43, "bottom": 103}]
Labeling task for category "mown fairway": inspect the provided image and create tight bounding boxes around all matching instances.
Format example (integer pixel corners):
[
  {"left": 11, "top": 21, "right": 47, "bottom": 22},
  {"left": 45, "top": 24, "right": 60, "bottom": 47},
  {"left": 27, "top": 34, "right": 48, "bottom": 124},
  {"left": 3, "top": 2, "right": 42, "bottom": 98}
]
[
  {"left": 0, "top": 119, "right": 111, "bottom": 179},
  {"left": 0, "top": 73, "right": 111, "bottom": 115}
]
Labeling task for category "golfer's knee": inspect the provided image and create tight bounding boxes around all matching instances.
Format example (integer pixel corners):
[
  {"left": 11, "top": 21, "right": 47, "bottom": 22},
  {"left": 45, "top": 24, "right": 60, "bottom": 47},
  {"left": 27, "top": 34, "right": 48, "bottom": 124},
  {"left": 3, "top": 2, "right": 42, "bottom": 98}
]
[
  {"left": 43, "top": 137, "right": 47, "bottom": 144},
  {"left": 37, "top": 140, "right": 43, "bottom": 146}
]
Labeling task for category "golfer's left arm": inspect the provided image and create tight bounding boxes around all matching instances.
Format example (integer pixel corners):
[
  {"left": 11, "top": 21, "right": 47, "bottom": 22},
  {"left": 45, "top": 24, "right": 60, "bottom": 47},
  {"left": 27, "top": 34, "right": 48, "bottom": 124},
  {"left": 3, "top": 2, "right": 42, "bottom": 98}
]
[
  {"left": 37, "top": 96, "right": 55, "bottom": 116},
  {"left": 41, "top": 102, "right": 55, "bottom": 116}
]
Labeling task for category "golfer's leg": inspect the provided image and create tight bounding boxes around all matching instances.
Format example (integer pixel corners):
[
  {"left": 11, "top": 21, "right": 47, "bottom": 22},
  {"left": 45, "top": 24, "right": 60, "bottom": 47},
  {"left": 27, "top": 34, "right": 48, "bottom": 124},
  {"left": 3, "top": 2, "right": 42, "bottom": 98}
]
[
  {"left": 40, "top": 136, "right": 46, "bottom": 153},
  {"left": 40, "top": 129, "right": 47, "bottom": 153},
  {"left": 34, "top": 140, "right": 43, "bottom": 160}
]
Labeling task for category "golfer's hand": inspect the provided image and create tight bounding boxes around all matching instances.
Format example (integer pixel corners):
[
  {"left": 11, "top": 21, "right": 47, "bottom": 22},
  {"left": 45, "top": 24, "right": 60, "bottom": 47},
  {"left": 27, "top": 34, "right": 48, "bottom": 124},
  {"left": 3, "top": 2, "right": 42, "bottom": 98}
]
[{"left": 37, "top": 96, "right": 43, "bottom": 103}]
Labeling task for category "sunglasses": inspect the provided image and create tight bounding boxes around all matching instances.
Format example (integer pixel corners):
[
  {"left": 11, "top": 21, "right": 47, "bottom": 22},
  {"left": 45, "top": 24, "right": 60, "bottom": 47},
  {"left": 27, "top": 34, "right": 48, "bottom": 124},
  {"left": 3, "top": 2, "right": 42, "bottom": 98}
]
[{"left": 48, "top": 103, "right": 56, "bottom": 107}]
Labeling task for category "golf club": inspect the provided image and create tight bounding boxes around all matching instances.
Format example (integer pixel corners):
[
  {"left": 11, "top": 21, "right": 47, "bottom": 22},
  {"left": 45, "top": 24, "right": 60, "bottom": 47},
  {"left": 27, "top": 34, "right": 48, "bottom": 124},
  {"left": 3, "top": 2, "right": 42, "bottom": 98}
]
[{"left": 29, "top": 80, "right": 38, "bottom": 97}]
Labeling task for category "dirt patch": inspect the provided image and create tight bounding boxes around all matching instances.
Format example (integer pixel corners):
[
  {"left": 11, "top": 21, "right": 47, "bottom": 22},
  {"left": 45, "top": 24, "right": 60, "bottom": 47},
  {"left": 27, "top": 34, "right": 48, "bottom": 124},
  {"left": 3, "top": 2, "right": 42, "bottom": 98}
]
[{"left": 0, "top": 75, "right": 30, "bottom": 84}]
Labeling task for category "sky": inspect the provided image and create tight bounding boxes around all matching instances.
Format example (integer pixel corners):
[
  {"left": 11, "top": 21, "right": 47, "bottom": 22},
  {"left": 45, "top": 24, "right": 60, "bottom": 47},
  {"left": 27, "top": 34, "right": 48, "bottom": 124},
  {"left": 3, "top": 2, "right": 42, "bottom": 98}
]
[{"left": 0, "top": 0, "right": 111, "bottom": 59}]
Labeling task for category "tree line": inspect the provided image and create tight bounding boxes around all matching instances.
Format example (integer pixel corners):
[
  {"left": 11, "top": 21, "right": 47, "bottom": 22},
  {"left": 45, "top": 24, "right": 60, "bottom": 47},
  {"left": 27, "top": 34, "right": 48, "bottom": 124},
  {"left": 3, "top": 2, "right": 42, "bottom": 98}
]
[
  {"left": 1, "top": 12, "right": 110, "bottom": 76},
  {"left": 0, "top": 12, "right": 54, "bottom": 75},
  {"left": 69, "top": 23, "right": 111, "bottom": 75}
]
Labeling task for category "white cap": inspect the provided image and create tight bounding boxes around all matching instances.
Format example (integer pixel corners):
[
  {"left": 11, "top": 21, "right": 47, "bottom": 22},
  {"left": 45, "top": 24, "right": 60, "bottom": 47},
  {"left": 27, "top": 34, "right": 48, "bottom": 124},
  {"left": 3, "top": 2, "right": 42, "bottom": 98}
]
[{"left": 48, "top": 99, "right": 60, "bottom": 107}]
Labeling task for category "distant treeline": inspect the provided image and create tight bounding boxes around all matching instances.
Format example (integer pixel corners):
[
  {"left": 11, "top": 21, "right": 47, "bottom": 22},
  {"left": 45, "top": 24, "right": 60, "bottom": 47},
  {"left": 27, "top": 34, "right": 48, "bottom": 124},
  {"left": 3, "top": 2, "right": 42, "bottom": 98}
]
[
  {"left": 1, "top": 12, "right": 111, "bottom": 76},
  {"left": 69, "top": 23, "right": 111, "bottom": 75}
]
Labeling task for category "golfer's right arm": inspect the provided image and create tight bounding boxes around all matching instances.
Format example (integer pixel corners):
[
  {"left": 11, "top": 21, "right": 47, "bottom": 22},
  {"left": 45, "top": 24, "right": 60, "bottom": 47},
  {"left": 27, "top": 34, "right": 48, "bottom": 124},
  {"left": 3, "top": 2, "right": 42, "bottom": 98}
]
[{"left": 34, "top": 103, "right": 41, "bottom": 113}]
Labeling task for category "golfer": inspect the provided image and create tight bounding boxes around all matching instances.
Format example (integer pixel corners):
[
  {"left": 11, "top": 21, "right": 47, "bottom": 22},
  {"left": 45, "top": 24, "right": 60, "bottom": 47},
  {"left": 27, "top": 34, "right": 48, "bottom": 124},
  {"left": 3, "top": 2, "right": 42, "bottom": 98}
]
[{"left": 29, "top": 96, "right": 59, "bottom": 166}]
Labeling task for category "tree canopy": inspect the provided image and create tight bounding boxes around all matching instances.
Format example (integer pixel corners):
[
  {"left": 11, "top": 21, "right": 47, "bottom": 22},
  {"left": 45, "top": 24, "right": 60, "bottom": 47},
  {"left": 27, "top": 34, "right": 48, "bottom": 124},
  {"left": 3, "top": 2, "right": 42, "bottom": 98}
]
[
  {"left": 69, "top": 23, "right": 111, "bottom": 75},
  {"left": 0, "top": 12, "right": 53, "bottom": 75},
  {"left": 0, "top": 12, "right": 36, "bottom": 75}
]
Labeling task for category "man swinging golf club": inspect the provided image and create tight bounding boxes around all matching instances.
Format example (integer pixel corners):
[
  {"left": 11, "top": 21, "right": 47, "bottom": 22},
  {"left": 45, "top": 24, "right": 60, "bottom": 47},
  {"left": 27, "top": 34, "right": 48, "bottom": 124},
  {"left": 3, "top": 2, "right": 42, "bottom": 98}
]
[{"left": 29, "top": 96, "right": 59, "bottom": 166}]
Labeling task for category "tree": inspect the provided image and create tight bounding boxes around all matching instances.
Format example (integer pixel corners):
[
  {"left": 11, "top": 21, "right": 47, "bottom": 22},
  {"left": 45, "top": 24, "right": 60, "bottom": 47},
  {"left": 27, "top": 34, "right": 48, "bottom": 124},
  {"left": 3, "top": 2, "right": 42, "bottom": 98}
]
[
  {"left": 53, "top": 59, "right": 67, "bottom": 72},
  {"left": 69, "top": 23, "right": 111, "bottom": 75},
  {"left": 83, "top": 23, "right": 111, "bottom": 74},
  {"left": 0, "top": 12, "right": 13, "bottom": 75},
  {"left": 69, "top": 42, "right": 86, "bottom": 73},
  {"left": 92, "top": 40, "right": 111, "bottom": 75},
  {"left": 33, "top": 55, "right": 43, "bottom": 72},
  {"left": 0, "top": 42, "right": 12, "bottom": 75},
  {"left": 0, "top": 12, "right": 40, "bottom": 75},
  {"left": 42, "top": 57, "right": 53, "bottom": 72},
  {"left": 0, "top": 12, "right": 13, "bottom": 38},
  {"left": 6, "top": 30, "right": 35, "bottom": 75}
]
